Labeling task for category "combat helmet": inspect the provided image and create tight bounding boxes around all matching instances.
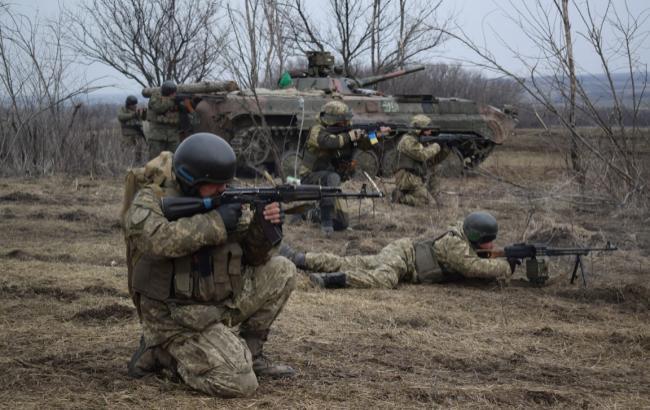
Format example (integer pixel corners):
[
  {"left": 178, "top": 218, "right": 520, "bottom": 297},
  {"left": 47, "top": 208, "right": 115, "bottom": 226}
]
[
  {"left": 125, "top": 95, "right": 138, "bottom": 107},
  {"left": 320, "top": 101, "right": 353, "bottom": 126},
  {"left": 161, "top": 80, "right": 177, "bottom": 96},
  {"left": 463, "top": 211, "right": 498, "bottom": 245},
  {"left": 173, "top": 133, "right": 236, "bottom": 195},
  {"left": 410, "top": 114, "right": 432, "bottom": 129}
]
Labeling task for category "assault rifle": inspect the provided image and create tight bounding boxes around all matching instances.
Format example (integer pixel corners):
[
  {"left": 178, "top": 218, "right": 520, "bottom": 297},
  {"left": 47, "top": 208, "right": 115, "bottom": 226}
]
[
  {"left": 325, "top": 122, "right": 419, "bottom": 145},
  {"left": 478, "top": 242, "right": 617, "bottom": 286},
  {"left": 161, "top": 184, "right": 384, "bottom": 246}
]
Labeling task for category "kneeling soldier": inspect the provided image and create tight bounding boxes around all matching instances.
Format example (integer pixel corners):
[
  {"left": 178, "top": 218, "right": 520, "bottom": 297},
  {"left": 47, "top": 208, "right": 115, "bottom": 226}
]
[
  {"left": 392, "top": 114, "right": 441, "bottom": 206},
  {"left": 124, "top": 133, "right": 296, "bottom": 397}
]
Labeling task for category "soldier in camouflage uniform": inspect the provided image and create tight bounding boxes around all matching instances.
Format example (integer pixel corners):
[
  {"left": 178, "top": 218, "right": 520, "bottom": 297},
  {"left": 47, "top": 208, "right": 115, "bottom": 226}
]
[
  {"left": 392, "top": 114, "right": 441, "bottom": 207},
  {"left": 124, "top": 133, "right": 296, "bottom": 397},
  {"left": 281, "top": 211, "right": 513, "bottom": 289},
  {"left": 300, "top": 100, "right": 389, "bottom": 235},
  {"left": 146, "top": 80, "right": 181, "bottom": 160},
  {"left": 117, "top": 95, "right": 146, "bottom": 163}
]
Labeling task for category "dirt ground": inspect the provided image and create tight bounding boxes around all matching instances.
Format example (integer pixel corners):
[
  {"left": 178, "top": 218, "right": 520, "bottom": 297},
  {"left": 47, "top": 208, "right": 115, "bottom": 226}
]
[{"left": 0, "top": 129, "right": 648, "bottom": 409}]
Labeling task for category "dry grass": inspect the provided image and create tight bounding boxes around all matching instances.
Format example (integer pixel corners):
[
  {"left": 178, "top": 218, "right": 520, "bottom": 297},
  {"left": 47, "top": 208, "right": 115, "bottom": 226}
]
[{"left": 0, "top": 129, "right": 649, "bottom": 408}]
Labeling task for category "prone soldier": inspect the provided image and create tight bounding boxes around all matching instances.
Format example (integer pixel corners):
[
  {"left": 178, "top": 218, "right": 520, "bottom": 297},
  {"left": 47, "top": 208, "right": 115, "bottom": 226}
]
[
  {"left": 391, "top": 114, "right": 441, "bottom": 207},
  {"left": 124, "top": 133, "right": 296, "bottom": 397},
  {"left": 281, "top": 211, "right": 514, "bottom": 288},
  {"left": 117, "top": 95, "right": 146, "bottom": 163}
]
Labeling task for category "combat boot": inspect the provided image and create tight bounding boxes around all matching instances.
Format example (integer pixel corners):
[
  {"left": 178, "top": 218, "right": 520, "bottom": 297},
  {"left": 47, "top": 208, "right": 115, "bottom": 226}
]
[
  {"left": 319, "top": 206, "right": 334, "bottom": 237},
  {"left": 128, "top": 335, "right": 178, "bottom": 380},
  {"left": 241, "top": 330, "right": 295, "bottom": 379},
  {"left": 308, "top": 272, "right": 347, "bottom": 288},
  {"left": 279, "top": 244, "right": 306, "bottom": 269},
  {"left": 128, "top": 335, "right": 157, "bottom": 378}
]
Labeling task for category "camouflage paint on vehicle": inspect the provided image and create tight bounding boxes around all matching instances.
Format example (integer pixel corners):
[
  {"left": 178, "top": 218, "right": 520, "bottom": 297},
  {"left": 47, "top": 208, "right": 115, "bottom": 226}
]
[{"left": 142, "top": 52, "right": 517, "bottom": 176}]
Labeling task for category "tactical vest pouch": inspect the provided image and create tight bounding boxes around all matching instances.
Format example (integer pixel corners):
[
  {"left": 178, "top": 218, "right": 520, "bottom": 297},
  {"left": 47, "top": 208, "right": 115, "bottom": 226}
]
[
  {"left": 172, "top": 243, "right": 244, "bottom": 303},
  {"left": 132, "top": 255, "right": 175, "bottom": 301},
  {"left": 413, "top": 239, "right": 445, "bottom": 283},
  {"left": 173, "top": 256, "right": 193, "bottom": 299}
]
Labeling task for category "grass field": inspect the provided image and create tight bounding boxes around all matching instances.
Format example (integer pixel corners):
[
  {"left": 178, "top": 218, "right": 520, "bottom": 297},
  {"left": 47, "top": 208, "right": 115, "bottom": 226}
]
[{"left": 0, "top": 129, "right": 648, "bottom": 408}]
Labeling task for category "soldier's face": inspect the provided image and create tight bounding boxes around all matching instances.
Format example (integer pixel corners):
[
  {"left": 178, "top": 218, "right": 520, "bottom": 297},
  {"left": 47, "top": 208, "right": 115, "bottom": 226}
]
[
  {"left": 421, "top": 129, "right": 433, "bottom": 136},
  {"left": 477, "top": 241, "right": 494, "bottom": 250},
  {"left": 198, "top": 183, "right": 227, "bottom": 198}
]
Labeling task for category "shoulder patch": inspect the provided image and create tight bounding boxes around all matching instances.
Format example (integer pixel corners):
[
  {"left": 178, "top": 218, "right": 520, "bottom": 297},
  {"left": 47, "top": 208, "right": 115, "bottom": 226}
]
[{"left": 130, "top": 207, "right": 151, "bottom": 225}]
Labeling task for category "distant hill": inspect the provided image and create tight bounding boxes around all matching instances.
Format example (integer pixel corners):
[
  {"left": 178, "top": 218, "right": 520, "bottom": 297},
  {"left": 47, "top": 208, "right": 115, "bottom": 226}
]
[{"left": 539, "top": 72, "right": 647, "bottom": 106}]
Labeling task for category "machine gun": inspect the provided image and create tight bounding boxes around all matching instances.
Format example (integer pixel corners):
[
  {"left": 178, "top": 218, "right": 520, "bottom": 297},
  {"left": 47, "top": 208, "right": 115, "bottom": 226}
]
[
  {"left": 478, "top": 242, "right": 618, "bottom": 286},
  {"left": 161, "top": 184, "right": 384, "bottom": 246}
]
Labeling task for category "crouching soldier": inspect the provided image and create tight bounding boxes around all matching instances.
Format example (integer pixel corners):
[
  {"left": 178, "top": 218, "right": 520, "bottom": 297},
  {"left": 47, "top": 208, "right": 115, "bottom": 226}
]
[
  {"left": 391, "top": 114, "right": 441, "bottom": 207},
  {"left": 281, "top": 211, "right": 514, "bottom": 289},
  {"left": 124, "top": 133, "right": 296, "bottom": 397}
]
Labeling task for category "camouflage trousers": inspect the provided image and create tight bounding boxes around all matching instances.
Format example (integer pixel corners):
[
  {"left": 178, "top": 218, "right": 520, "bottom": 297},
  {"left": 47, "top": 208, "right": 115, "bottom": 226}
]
[
  {"left": 136, "top": 256, "right": 296, "bottom": 397},
  {"left": 146, "top": 126, "right": 181, "bottom": 160},
  {"left": 391, "top": 169, "right": 436, "bottom": 207},
  {"left": 304, "top": 238, "right": 417, "bottom": 288},
  {"left": 121, "top": 131, "right": 146, "bottom": 164},
  {"left": 301, "top": 170, "right": 349, "bottom": 230}
]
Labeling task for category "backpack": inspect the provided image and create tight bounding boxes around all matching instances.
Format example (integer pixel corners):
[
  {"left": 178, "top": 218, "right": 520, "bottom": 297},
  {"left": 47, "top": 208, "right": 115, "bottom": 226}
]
[{"left": 120, "top": 152, "right": 174, "bottom": 298}]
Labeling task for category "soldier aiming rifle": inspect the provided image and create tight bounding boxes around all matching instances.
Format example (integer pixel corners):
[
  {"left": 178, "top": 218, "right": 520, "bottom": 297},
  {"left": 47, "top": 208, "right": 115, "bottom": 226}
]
[{"left": 477, "top": 242, "right": 618, "bottom": 285}]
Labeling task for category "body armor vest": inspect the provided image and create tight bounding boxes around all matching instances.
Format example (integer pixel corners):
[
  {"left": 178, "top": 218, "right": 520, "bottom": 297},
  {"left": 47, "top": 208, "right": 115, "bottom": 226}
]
[
  {"left": 412, "top": 230, "right": 457, "bottom": 283},
  {"left": 301, "top": 124, "right": 351, "bottom": 176},
  {"left": 130, "top": 184, "right": 244, "bottom": 304},
  {"left": 396, "top": 152, "right": 426, "bottom": 177},
  {"left": 412, "top": 238, "right": 444, "bottom": 283}
]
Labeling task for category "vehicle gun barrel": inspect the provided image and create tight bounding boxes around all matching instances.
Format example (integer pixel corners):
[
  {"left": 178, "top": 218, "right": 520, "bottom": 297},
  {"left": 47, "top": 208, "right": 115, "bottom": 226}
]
[
  {"left": 142, "top": 80, "right": 239, "bottom": 97},
  {"left": 356, "top": 65, "right": 425, "bottom": 88}
]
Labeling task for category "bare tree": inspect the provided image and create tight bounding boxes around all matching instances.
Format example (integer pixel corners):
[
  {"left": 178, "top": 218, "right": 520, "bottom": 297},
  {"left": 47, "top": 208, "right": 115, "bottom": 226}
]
[
  {"left": 0, "top": 5, "right": 105, "bottom": 175},
  {"left": 65, "top": 0, "right": 227, "bottom": 87},
  {"left": 222, "top": 0, "right": 291, "bottom": 89},
  {"left": 220, "top": 0, "right": 293, "bottom": 173},
  {"left": 288, "top": 0, "right": 451, "bottom": 75},
  {"left": 440, "top": 0, "right": 649, "bottom": 206}
]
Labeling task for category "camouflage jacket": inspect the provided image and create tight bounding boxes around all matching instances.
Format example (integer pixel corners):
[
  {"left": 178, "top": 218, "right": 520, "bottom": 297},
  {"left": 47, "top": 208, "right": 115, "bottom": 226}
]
[
  {"left": 147, "top": 92, "right": 179, "bottom": 125},
  {"left": 433, "top": 222, "right": 511, "bottom": 280},
  {"left": 124, "top": 166, "right": 276, "bottom": 302},
  {"left": 300, "top": 121, "right": 374, "bottom": 177},
  {"left": 117, "top": 107, "right": 143, "bottom": 137},
  {"left": 396, "top": 133, "right": 440, "bottom": 176}
]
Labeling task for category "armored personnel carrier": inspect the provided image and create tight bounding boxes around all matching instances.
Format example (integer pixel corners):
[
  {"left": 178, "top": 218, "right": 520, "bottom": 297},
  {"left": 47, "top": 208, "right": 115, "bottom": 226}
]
[{"left": 143, "top": 51, "right": 517, "bottom": 177}]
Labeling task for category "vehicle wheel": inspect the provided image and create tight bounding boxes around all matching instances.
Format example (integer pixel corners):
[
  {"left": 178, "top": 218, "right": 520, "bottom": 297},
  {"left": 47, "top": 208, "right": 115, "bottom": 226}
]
[
  {"left": 230, "top": 126, "right": 272, "bottom": 167},
  {"left": 353, "top": 149, "right": 379, "bottom": 179},
  {"left": 380, "top": 145, "right": 398, "bottom": 177},
  {"left": 280, "top": 149, "right": 302, "bottom": 181}
]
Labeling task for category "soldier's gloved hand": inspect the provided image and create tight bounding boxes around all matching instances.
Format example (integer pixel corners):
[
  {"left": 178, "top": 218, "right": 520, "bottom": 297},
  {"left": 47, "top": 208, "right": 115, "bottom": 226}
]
[
  {"left": 507, "top": 257, "right": 522, "bottom": 274},
  {"left": 262, "top": 202, "right": 284, "bottom": 225},
  {"left": 378, "top": 126, "right": 392, "bottom": 135},
  {"left": 216, "top": 203, "right": 242, "bottom": 232},
  {"left": 348, "top": 129, "right": 363, "bottom": 142}
]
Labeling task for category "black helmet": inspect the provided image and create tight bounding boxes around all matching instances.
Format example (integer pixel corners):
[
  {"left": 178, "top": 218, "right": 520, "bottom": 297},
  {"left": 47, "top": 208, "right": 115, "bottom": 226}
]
[
  {"left": 161, "top": 80, "right": 177, "bottom": 96},
  {"left": 173, "top": 133, "right": 236, "bottom": 194},
  {"left": 125, "top": 95, "right": 138, "bottom": 107},
  {"left": 463, "top": 211, "right": 498, "bottom": 245}
]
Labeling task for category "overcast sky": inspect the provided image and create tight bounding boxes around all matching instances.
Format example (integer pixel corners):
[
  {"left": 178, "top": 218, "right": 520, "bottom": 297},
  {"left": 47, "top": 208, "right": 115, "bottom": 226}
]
[{"left": 7, "top": 0, "right": 650, "bottom": 96}]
